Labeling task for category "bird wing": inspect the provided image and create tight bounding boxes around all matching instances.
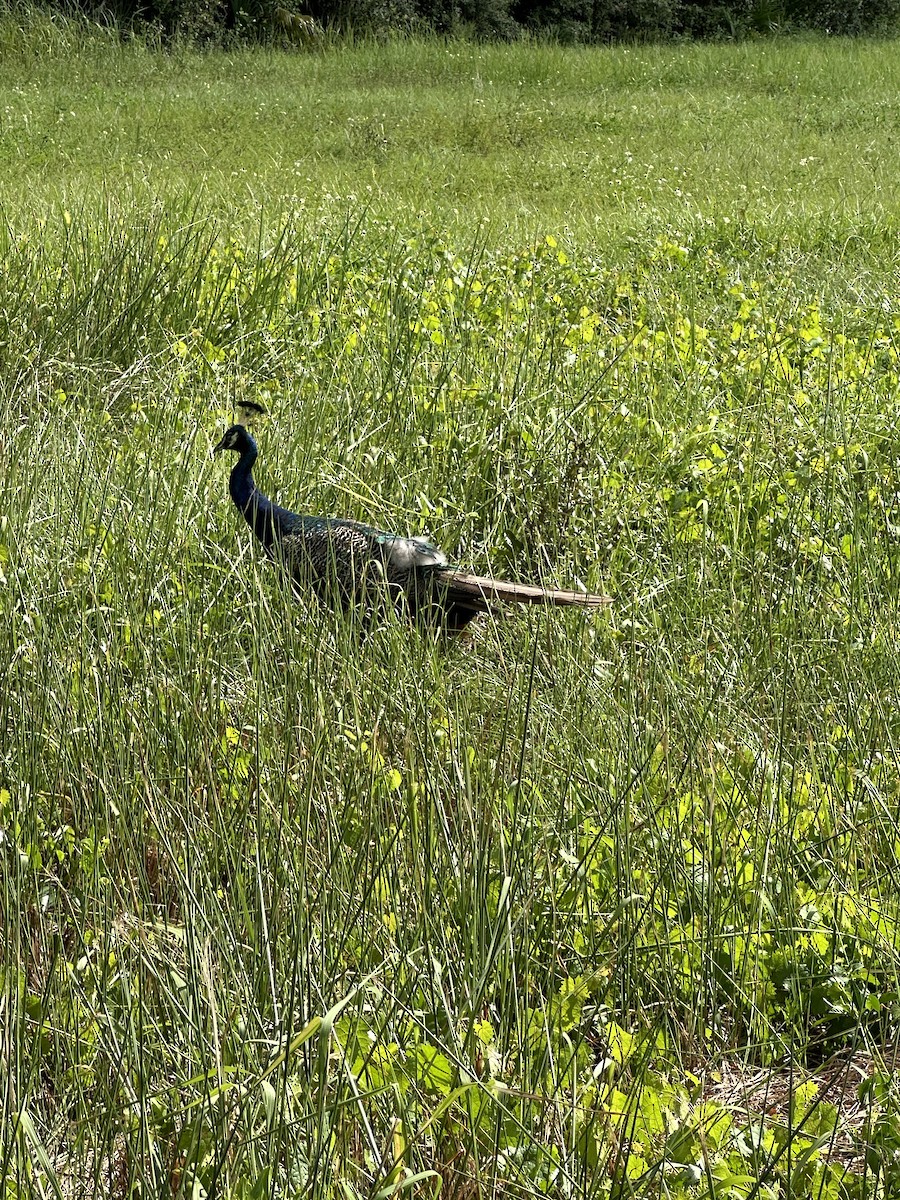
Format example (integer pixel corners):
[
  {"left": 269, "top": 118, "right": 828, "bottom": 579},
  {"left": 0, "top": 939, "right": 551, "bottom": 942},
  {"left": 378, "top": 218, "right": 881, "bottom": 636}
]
[{"left": 274, "top": 518, "right": 448, "bottom": 601}]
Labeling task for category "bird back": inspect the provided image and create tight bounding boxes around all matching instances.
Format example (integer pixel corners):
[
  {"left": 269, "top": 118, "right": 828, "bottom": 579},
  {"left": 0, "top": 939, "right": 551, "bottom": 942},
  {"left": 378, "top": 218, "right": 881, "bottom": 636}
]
[{"left": 275, "top": 515, "right": 450, "bottom": 612}]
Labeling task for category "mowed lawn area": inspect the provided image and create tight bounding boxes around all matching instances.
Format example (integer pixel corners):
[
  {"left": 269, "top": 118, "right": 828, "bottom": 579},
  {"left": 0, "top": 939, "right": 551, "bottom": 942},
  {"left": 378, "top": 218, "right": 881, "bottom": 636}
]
[{"left": 2, "top": 17, "right": 900, "bottom": 1199}]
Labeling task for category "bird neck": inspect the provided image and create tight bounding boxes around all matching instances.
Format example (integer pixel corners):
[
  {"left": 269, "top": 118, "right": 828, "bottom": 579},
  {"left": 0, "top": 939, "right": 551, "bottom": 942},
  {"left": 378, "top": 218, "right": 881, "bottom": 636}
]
[{"left": 229, "top": 444, "right": 278, "bottom": 549}]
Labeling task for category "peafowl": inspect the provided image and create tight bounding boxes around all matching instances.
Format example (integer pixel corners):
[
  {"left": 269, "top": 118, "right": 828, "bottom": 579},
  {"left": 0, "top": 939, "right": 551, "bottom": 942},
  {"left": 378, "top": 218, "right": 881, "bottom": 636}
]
[{"left": 214, "top": 424, "right": 611, "bottom": 631}]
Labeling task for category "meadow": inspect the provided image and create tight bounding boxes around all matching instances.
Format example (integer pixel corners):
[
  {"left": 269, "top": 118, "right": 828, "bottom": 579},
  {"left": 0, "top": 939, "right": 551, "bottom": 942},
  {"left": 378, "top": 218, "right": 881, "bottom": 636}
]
[{"left": 2, "top": 14, "right": 900, "bottom": 1199}]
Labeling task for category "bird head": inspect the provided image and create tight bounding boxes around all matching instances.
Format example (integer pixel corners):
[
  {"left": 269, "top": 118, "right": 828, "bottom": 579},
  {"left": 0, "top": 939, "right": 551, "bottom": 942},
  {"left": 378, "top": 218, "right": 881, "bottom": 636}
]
[{"left": 213, "top": 424, "right": 255, "bottom": 456}]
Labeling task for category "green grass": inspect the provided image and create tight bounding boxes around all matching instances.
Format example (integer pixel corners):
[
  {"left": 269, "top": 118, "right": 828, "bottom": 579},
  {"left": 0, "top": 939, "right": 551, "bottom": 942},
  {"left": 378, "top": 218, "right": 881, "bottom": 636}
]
[
  {"left": 1, "top": 13, "right": 900, "bottom": 256},
  {"left": 2, "top": 15, "right": 900, "bottom": 1200}
]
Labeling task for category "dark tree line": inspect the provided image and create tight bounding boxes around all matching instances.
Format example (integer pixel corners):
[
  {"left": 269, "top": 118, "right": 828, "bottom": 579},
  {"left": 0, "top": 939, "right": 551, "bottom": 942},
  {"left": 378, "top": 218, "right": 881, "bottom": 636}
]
[{"left": 61, "top": 0, "right": 900, "bottom": 42}]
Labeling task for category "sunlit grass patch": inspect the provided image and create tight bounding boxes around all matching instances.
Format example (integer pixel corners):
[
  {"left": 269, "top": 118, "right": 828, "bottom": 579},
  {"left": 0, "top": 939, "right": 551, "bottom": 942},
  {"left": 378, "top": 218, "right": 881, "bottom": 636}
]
[
  {"left": 2, "top": 17, "right": 900, "bottom": 250},
  {"left": 2, "top": 206, "right": 900, "bottom": 1196},
  {"left": 2, "top": 19, "right": 900, "bottom": 1188}
]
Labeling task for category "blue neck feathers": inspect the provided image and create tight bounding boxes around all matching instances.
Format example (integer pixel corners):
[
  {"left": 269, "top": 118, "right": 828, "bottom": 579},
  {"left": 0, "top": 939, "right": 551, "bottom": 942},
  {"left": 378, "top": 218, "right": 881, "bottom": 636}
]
[{"left": 229, "top": 438, "right": 278, "bottom": 549}]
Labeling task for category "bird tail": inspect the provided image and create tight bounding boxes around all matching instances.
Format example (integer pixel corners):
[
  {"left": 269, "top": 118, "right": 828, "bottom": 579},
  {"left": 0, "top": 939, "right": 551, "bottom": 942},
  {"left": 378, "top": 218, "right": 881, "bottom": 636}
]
[{"left": 440, "top": 571, "right": 612, "bottom": 611}]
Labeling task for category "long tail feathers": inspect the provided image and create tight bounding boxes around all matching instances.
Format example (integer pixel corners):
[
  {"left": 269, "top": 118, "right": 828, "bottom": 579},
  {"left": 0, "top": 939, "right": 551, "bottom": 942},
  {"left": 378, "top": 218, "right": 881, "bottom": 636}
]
[{"left": 442, "top": 571, "right": 612, "bottom": 610}]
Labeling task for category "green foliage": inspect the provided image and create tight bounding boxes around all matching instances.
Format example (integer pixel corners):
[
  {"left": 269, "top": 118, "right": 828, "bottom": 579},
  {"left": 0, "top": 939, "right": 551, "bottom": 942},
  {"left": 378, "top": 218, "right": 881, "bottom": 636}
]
[
  {"left": 5, "top": 0, "right": 899, "bottom": 40},
  {"left": 2, "top": 28, "right": 900, "bottom": 1200},
  {"left": 780, "top": 0, "right": 900, "bottom": 34},
  {"left": 4, "top": 205, "right": 900, "bottom": 1196}
]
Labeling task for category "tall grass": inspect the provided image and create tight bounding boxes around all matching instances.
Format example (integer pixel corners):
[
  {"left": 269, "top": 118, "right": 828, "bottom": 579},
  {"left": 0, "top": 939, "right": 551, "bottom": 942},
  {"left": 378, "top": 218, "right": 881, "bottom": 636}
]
[
  {"left": 2, "top": 202, "right": 899, "bottom": 1196},
  {"left": 1, "top": 24, "right": 900, "bottom": 1199}
]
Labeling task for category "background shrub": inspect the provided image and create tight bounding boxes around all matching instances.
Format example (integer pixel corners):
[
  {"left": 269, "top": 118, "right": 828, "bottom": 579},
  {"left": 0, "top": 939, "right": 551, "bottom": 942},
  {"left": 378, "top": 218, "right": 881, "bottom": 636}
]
[{"left": 24, "top": 0, "right": 900, "bottom": 42}]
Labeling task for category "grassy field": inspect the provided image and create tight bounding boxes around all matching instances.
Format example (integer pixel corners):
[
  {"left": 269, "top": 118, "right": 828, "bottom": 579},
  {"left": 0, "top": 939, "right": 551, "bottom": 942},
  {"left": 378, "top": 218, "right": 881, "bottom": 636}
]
[
  {"left": 1, "top": 15, "right": 900, "bottom": 252},
  {"left": 2, "top": 13, "right": 900, "bottom": 1200}
]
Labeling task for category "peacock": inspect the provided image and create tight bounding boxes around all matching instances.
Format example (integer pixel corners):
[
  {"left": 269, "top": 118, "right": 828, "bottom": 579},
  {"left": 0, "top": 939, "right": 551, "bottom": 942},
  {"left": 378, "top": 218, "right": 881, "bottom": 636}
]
[{"left": 214, "top": 424, "right": 611, "bottom": 631}]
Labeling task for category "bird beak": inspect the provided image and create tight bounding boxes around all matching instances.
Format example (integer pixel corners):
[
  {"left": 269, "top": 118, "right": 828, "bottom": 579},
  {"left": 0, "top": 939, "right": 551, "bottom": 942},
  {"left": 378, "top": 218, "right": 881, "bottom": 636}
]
[{"left": 212, "top": 436, "right": 227, "bottom": 455}]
